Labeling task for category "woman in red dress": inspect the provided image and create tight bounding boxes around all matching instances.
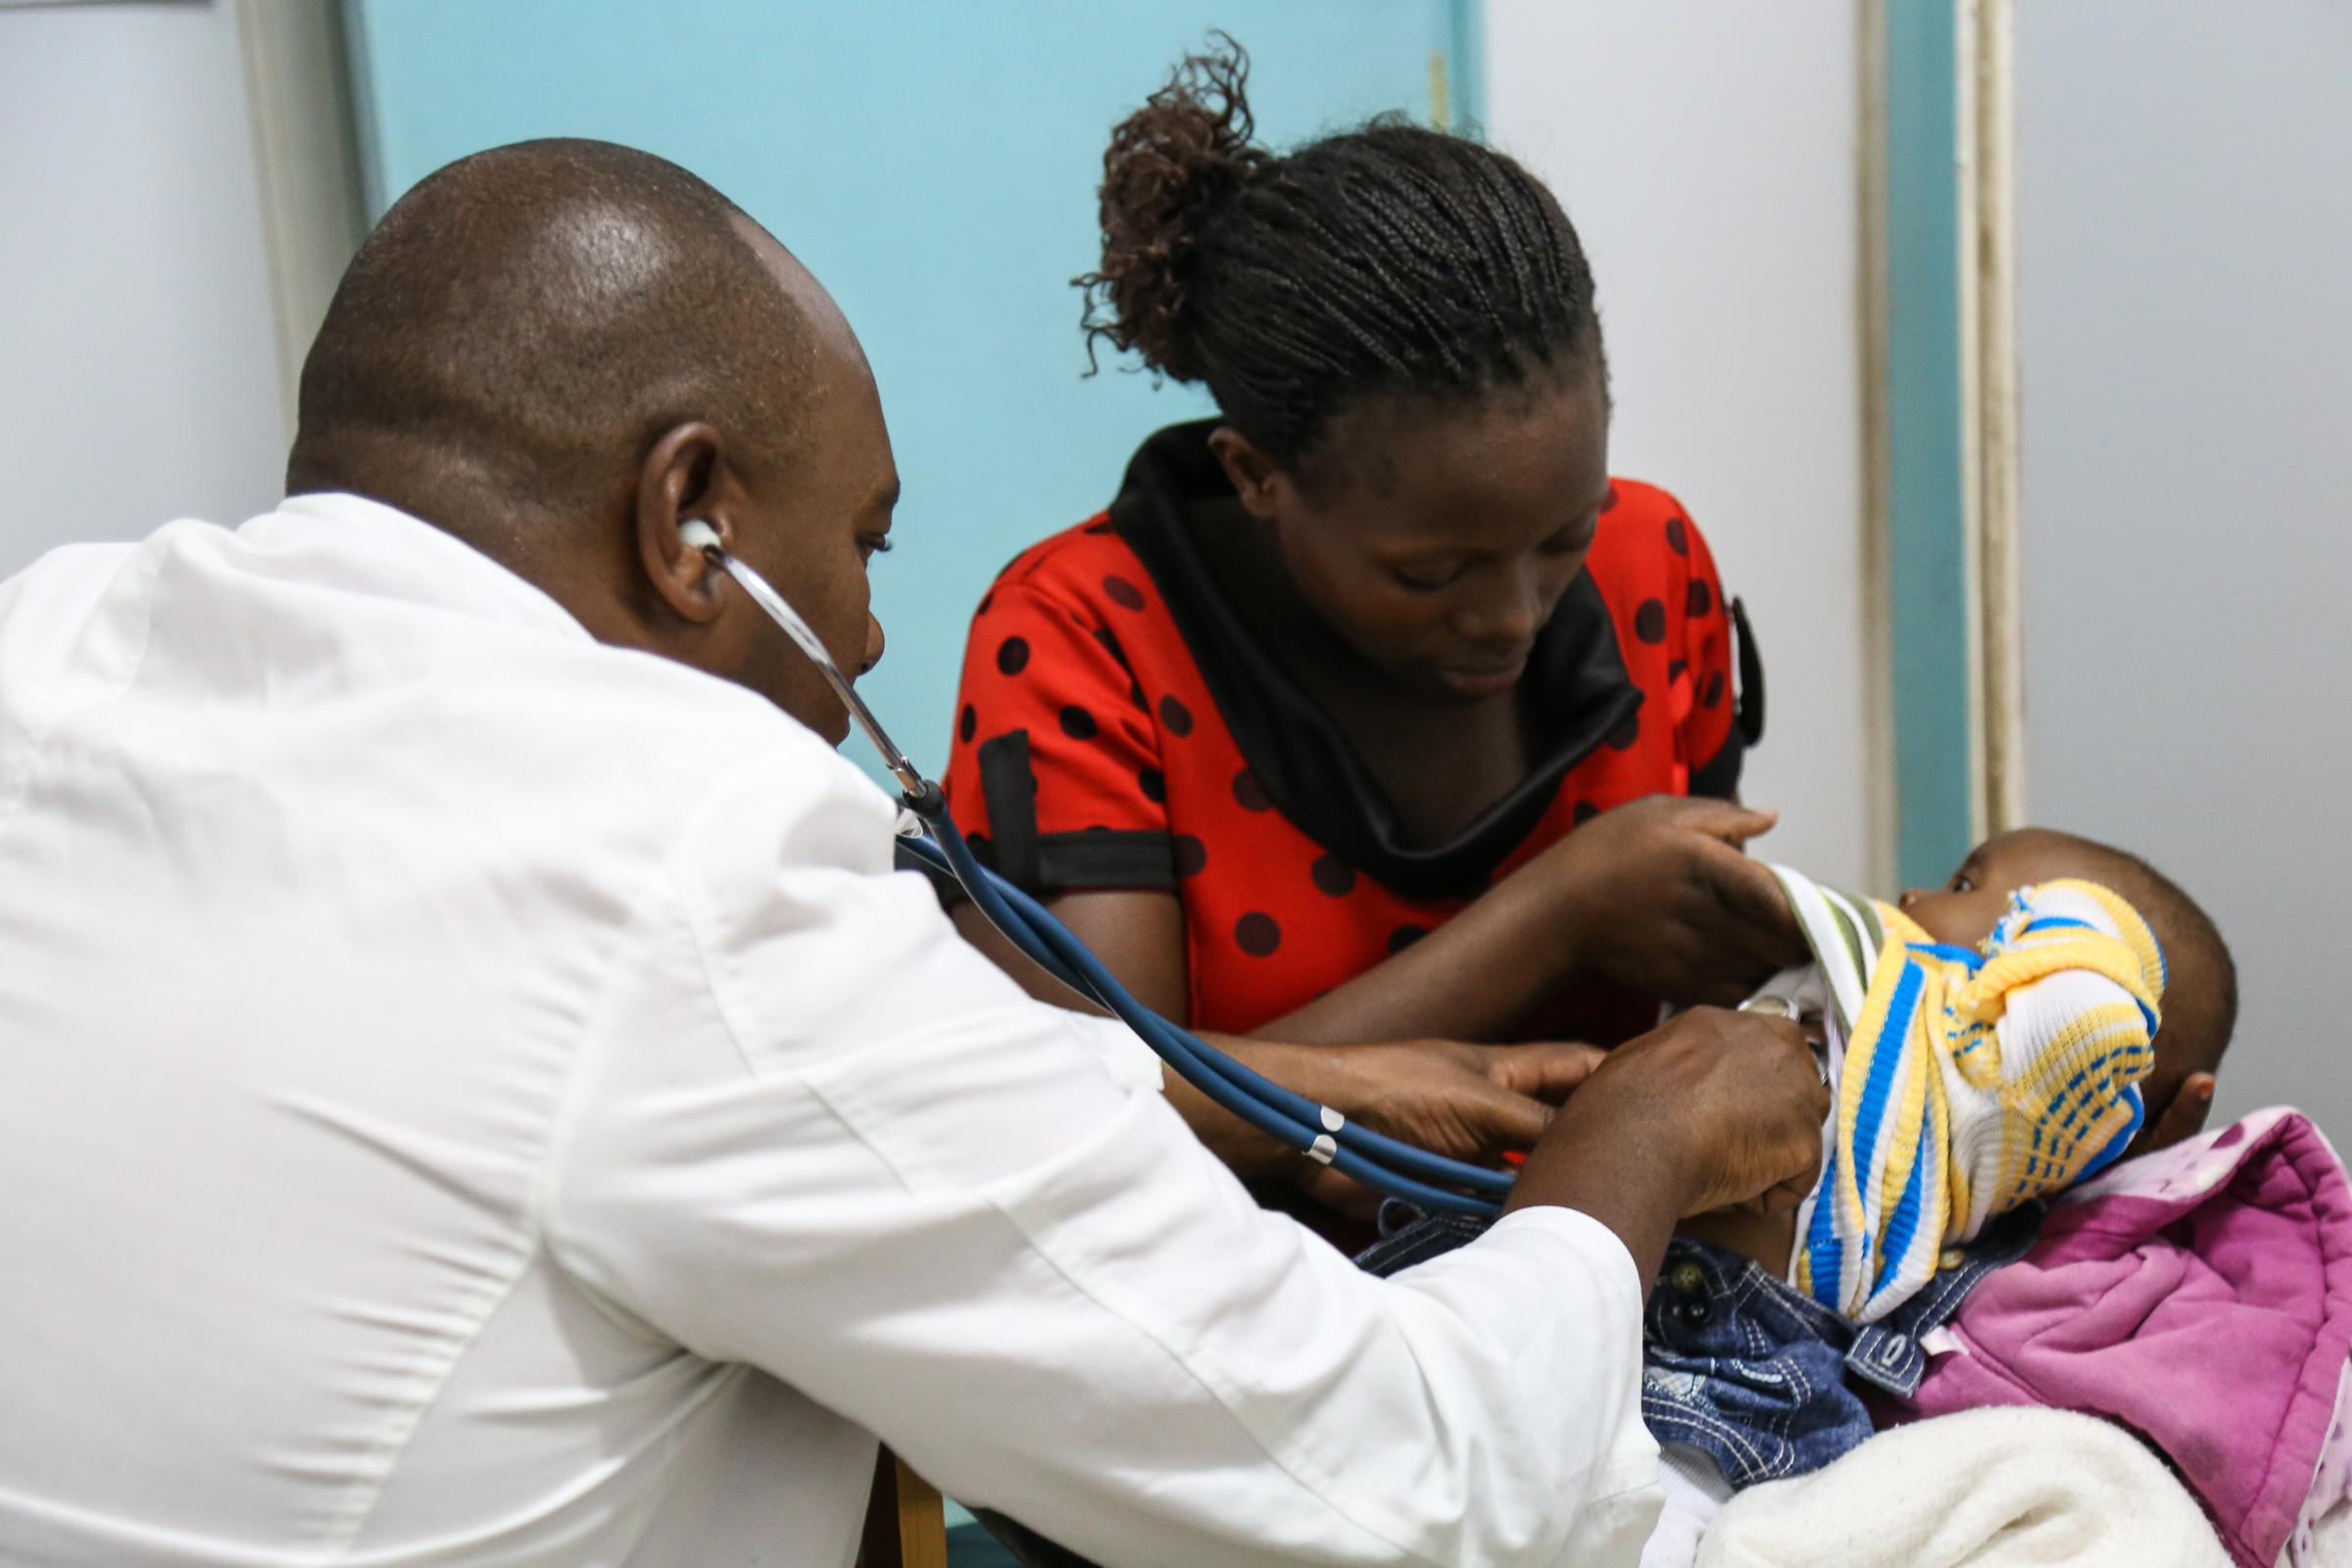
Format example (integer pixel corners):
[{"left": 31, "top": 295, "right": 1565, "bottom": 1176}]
[{"left": 940, "top": 45, "right": 1805, "bottom": 1214}]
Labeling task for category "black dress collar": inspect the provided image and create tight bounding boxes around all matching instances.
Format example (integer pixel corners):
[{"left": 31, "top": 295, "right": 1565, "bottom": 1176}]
[{"left": 1109, "top": 419, "right": 1642, "bottom": 901}]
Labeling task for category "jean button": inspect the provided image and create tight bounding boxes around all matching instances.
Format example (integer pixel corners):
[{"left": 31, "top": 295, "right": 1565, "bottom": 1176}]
[
  {"left": 1668, "top": 1260, "right": 1706, "bottom": 1296},
  {"left": 1679, "top": 1298, "right": 1713, "bottom": 1327}
]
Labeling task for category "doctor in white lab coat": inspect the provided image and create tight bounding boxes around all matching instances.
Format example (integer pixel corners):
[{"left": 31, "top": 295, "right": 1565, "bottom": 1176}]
[{"left": 0, "top": 138, "right": 1826, "bottom": 1568}]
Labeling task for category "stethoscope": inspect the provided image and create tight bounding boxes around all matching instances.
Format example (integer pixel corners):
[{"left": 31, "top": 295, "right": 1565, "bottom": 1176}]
[{"left": 679, "top": 520, "right": 1510, "bottom": 1216}]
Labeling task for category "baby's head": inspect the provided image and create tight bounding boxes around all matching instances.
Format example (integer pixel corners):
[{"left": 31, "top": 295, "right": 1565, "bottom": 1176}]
[{"left": 1899, "top": 828, "right": 2238, "bottom": 1153}]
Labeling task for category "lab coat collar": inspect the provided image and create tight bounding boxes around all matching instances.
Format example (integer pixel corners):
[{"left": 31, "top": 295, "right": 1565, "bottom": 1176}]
[{"left": 265, "top": 491, "right": 597, "bottom": 646}]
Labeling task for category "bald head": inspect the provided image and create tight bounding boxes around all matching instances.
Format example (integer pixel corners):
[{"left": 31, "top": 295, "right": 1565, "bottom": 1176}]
[
  {"left": 287, "top": 139, "right": 816, "bottom": 564},
  {"left": 284, "top": 138, "right": 900, "bottom": 746}
]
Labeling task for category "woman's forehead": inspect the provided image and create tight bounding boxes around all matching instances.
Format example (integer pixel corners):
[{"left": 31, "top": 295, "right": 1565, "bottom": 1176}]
[{"left": 1309, "top": 382, "right": 1609, "bottom": 546}]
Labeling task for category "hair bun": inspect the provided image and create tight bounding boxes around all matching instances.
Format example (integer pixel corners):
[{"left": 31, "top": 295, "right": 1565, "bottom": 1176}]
[{"left": 1079, "top": 35, "right": 1266, "bottom": 383}]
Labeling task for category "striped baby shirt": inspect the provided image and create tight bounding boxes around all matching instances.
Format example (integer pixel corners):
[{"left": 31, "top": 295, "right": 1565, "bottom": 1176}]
[{"left": 1768, "top": 867, "right": 2167, "bottom": 1324}]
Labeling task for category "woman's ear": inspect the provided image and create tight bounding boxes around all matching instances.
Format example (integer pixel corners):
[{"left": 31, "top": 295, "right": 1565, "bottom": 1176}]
[
  {"left": 1205, "top": 425, "right": 1287, "bottom": 522},
  {"left": 635, "top": 421, "right": 733, "bottom": 624}
]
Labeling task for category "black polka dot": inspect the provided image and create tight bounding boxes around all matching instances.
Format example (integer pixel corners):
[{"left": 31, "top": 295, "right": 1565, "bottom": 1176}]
[
  {"left": 996, "top": 636, "right": 1030, "bottom": 675},
  {"left": 1687, "top": 579, "right": 1714, "bottom": 617},
  {"left": 1082, "top": 517, "right": 1115, "bottom": 535},
  {"left": 1573, "top": 800, "right": 1599, "bottom": 825},
  {"left": 1703, "top": 671, "right": 1726, "bottom": 710},
  {"left": 1388, "top": 924, "right": 1430, "bottom": 955},
  {"left": 1634, "top": 598, "right": 1667, "bottom": 645},
  {"left": 1129, "top": 680, "right": 1149, "bottom": 711},
  {"left": 1173, "top": 834, "right": 1207, "bottom": 876},
  {"left": 958, "top": 704, "right": 976, "bottom": 743},
  {"left": 1093, "top": 625, "right": 1131, "bottom": 669},
  {"left": 1235, "top": 911, "right": 1282, "bottom": 956},
  {"left": 1058, "top": 705, "right": 1099, "bottom": 739},
  {"left": 1606, "top": 711, "right": 1641, "bottom": 752},
  {"left": 977, "top": 591, "right": 995, "bottom": 615},
  {"left": 1158, "top": 694, "right": 1195, "bottom": 736},
  {"left": 1665, "top": 516, "right": 1690, "bottom": 556},
  {"left": 1668, "top": 660, "right": 1689, "bottom": 684},
  {"left": 1233, "top": 768, "right": 1272, "bottom": 812},
  {"left": 1310, "top": 855, "right": 1357, "bottom": 897},
  {"left": 1138, "top": 766, "right": 1166, "bottom": 803},
  {"left": 1102, "top": 574, "right": 1147, "bottom": 611}
]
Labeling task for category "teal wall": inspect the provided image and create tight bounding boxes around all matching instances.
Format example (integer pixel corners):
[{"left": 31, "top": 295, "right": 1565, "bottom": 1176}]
[
  {"left": 338, "top": 1, "right": 1972, "bottom": 873},
  {"left": 341, "top": 1, "right": 1474, "bottom": 784},
  {"left": 1882, "top": 0, "right": 1976, "bottom": 889}
]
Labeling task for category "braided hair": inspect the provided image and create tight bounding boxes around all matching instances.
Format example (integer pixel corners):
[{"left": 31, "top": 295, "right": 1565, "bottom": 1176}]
[{"left": 1078, "top": 36, "right": 1603, "bottom": 469}]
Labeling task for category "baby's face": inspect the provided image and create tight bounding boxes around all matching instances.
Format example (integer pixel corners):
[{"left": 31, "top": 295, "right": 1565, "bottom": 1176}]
[
  {"left": 1896, "top": 829, "right": 2108, "bottom": 950},
  {"left": 1897, "top": 827, "right": 2212, "bottom": 1161}
]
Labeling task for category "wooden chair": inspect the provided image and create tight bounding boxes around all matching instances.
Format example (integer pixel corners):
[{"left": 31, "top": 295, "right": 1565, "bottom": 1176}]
[
  {"left": 859, "top": 1446, "right": 948, "bottom": 1568},
  {"left": 861, "top": 1447, "right": 1105, "bottom": 1568}
]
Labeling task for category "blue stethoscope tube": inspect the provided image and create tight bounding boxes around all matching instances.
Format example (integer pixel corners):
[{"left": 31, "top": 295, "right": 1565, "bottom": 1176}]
[{"left": 681, "top": 521, "right": 1507, "bottom": 1218}]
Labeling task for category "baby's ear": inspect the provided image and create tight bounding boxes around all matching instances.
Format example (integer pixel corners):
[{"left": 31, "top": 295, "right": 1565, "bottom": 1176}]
[{"left": 2130, "top": 1071, "right": 2217, "bottom": 1158}]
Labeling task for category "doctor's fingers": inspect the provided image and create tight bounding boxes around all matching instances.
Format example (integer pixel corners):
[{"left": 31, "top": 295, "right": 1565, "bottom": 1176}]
[
  {"left": 1659, "top": 1012, "right": 1829, "bottom": 1215},
  {"left": 1737, "top": 1164, "right": 1826, "bottom": 1217}
]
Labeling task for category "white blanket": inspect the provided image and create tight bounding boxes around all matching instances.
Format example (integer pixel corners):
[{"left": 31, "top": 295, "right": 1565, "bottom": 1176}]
[{"left": 1694, "top": 1408, "right": 2229, "bottom": 1568}]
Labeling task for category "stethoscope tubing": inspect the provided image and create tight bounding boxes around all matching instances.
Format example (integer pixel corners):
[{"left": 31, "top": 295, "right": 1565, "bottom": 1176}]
[
  {"left": 686, "top": 523, "right": 1508, "bottom": 1218},
  {"left": 903, "top": 824, "right": 1509, "bottom": 1215}
]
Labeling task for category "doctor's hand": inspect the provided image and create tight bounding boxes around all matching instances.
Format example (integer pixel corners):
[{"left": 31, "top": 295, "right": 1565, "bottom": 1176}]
[
  {"left": 1537, "top": 795, "right": 1809, "bottom": 1007},
  {"left": 1507, "top": 1006, "right": 1827, "bottom": 1291}
]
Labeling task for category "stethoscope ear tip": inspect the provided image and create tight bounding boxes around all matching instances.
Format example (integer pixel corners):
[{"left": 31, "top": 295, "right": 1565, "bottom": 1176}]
[
  {"left": 903, "top": 779, "right": 947, "bottom": 819},
  {"left": 679, "top": 519, "right": 722, "bottom": 555}
]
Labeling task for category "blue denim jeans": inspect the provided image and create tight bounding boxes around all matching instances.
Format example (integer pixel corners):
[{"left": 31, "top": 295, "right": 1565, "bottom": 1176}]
[{"left": 1356, "top": 1201, "right": 2042, "bottom": 1489}]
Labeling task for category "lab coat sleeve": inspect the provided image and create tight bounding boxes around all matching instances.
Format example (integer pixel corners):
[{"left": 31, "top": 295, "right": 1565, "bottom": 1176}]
[
  {"left": 543, "top": 741, "right": 1661, "bottom": 1568},
  {"left": 1060, "top": 1010, "right": 1167, "bottom": 1093}
]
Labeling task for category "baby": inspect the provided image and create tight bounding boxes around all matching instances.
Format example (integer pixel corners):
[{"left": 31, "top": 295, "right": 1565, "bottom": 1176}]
[{"left": 1681, "top": 827, "right": 2238, "bottom": 1318}]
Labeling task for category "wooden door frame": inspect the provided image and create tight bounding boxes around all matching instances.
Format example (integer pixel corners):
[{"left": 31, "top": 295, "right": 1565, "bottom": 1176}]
[{"left": 1858, "top": 0, "right": 2022, "bottom": 893}]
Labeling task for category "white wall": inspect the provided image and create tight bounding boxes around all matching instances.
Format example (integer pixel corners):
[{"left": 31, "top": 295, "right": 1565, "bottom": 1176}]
[
  {"left": 0, "top": 0, "right": 286, "bottom": 579},
  {"left": 1484, "top": 0, "right": 1872, "bottom": 891},
  {"left": 2015, "top": 1, "right": 2352, "bottom": 1142}
]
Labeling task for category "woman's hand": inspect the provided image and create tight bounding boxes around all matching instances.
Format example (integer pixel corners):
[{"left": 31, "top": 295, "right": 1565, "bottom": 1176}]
[
  {"left": 1537, "top": 795, "right": 1809, "bottom": 1007},
  {"left": 1234, "top": 796, "right": 1808, "bottom": 1048},
  {"left": 1178, "top": 1036, "right": 1604, "bottom": 1214},
  {"left": 1300, "top": 1038, "right": 1605, "bottom": 1162},
  {"left": 949, "top": 898, "right": 1607, "bottom": 1205},
  {"left": 1018, "top": 795, "right": 1806, "bottom": 1053}
]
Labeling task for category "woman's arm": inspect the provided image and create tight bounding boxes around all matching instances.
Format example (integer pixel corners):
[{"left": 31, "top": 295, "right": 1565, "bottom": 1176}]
[
  {"left": 949, "top": 899, "right": 1604, "bottom": 1196},
  {"left": 1046, "top": 793, "right": 1808, "bottom": 1047}
]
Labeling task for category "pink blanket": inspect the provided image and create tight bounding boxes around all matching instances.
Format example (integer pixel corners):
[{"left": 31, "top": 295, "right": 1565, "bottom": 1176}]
[{"left": 1893, "top": 1108, "right": 2352, "bottom": 1568}]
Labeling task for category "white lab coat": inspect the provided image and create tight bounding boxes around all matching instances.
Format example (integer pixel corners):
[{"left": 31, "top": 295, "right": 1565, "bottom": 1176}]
[{"left": 0, "top": 493, "right": 1661, "bottom": 1568}]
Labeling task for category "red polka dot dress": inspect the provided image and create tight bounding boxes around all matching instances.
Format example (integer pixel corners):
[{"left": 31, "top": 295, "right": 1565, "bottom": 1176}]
[{"left": 941, "top": 420, "right": 1753, "bottom": 1038}]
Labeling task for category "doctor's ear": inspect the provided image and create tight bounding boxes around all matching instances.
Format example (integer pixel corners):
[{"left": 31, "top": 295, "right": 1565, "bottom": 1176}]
[{"left": 635, "top": 420, "right": 734, "bottom": 625}]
